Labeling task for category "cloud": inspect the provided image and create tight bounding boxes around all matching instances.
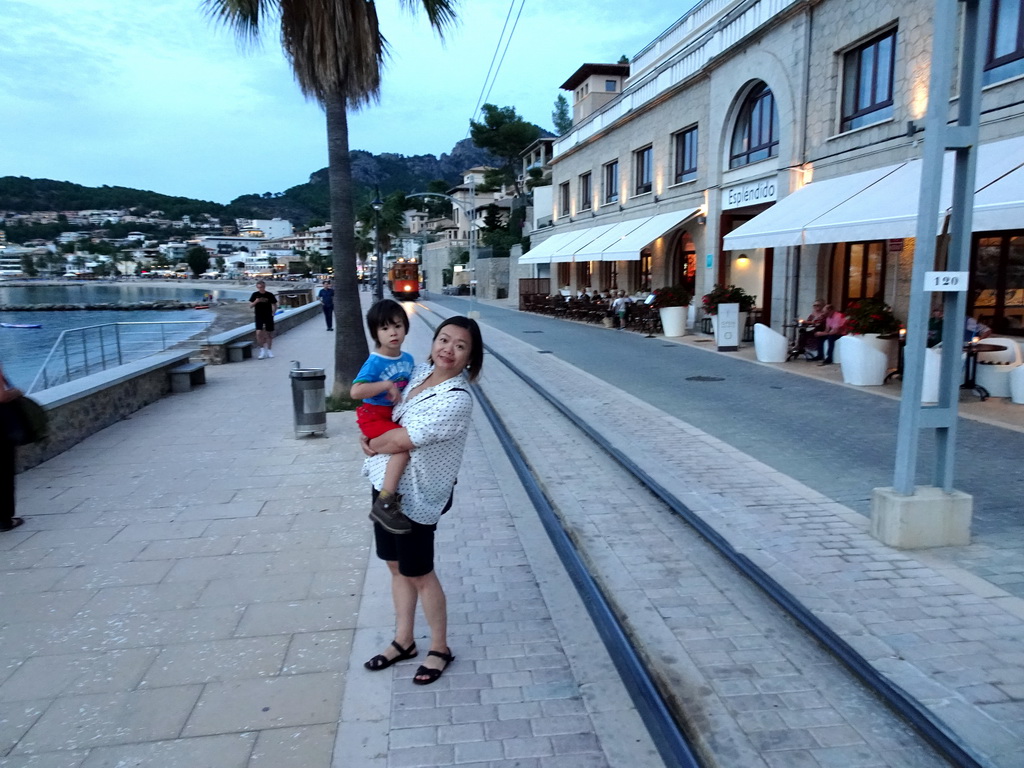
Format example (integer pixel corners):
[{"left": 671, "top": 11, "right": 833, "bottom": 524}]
[{"left": 1, "top": 0, "right": 695, "bottom": 202}]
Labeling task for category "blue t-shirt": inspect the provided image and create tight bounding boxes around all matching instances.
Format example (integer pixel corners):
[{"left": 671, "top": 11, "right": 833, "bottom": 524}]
[{"left": 354, "top": 351, "right": 415, "bottom": 406}]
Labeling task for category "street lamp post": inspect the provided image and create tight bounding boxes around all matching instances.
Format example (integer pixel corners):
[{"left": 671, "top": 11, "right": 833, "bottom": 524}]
[
  {"left": 405, "top": 189, "right": 479, "bottom": 318},
  {"left": 371, "top": 189, "right": 385, "bottom": 303}
]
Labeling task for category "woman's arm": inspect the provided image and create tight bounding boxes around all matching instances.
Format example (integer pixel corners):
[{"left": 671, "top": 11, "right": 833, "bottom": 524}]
[
  {"left": 350, "top": 380, "right": 399, "bottom": 401},
  {"left": 366, "top": 428, "right": 415, "bottom": 455}
]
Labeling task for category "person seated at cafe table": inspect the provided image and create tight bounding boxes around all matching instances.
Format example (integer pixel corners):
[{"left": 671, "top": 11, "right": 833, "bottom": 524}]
[
  {"left": 796, "top": 298, "right": 827, "bottom": 356},
  {"left": 814, "top": 303, "right": 846, "bottom": 365},
  {"left": 927, "top": 309, "right": 992, "bottom": 345},
  {"left": 965, "top": 315, "right": 992, "bottom": 342}
]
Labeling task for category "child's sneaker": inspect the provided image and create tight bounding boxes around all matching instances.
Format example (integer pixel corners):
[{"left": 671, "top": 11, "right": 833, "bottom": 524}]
[
  {"left": 265, "top": 349, "right": 274, "bottom": 358},
  {"left": 370, "top": 494, "right": 411, "bottom": 534},
  {"left": 257, "top": 347, "right": 266, "bottom": 359}
]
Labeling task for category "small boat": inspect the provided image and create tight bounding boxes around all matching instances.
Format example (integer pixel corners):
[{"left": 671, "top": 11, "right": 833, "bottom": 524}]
[
  {"left": 194, "top": 305, "right": 210, "bottom": 309},
  {"left": 0, "top": 322, "right": 42, "bottom": 329}
]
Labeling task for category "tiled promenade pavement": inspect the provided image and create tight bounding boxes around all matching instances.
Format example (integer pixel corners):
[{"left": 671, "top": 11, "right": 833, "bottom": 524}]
[
  {"left": 1, "top": 306, "right": 659, "bottom": 768},
  {"left": 467, "top": 304, "right": 1024, "bottom": 768}
]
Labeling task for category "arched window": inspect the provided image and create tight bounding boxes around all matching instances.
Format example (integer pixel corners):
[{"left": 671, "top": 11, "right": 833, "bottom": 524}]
[{"left": 730, "top": 83, "right": 780, "bottom": 168}]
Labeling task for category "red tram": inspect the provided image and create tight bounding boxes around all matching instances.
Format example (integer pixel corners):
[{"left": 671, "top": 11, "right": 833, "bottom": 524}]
[{"left": 389, "top": 258, "right": 420, "bottom": 300}]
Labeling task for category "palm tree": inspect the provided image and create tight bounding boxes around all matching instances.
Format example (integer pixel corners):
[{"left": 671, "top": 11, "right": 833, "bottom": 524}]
[{"left": 204, "top": 0, "right": 458, "bottom": 397}]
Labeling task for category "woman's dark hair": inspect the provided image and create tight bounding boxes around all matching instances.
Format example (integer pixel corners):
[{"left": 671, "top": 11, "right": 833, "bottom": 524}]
[
  {"left": 365, "top": 299, "right": 410, "bottom": 346},
  {"left": 431, "top": 316, "right": 483, "bottom": 381}
]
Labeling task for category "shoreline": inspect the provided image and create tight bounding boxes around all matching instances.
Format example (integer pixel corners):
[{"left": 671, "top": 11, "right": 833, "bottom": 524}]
[{"left": 0, "top": 277, "right": 317, "bottom": 336}]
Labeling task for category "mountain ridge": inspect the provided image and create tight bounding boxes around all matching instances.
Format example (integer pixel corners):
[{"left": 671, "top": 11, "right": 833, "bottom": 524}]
[{"left": 0, "top": 139, "right": 499, "bottom": 227}]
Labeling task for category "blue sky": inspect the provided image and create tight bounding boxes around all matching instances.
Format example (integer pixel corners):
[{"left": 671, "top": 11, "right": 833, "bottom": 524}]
[{"left": 2, "top": 1, "right": 696, "bottom": 204}]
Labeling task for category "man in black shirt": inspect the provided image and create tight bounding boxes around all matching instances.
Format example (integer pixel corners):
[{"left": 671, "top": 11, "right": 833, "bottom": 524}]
[{"left": 249, "top": 281, "right": 278, "bottom": 359}]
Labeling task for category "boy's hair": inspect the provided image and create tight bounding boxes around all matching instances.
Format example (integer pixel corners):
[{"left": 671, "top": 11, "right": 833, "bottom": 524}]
[
  {"left": 366, "top": 299, "right": 410, "bottom": 346},
  {"left": 429, "top": 315, "right": 484, "bottom": 382}
]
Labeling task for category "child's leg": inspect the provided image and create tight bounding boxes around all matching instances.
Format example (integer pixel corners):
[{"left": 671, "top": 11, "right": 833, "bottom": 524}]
[{"left": 380, "top": 451, "right": 410, "bottom": 496}]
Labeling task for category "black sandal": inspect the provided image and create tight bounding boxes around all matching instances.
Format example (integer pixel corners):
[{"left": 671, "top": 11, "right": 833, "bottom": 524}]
[
  {"left": 412, "top": 648, "right": 454, "bottom": 685},
  {"left": 0, "top": 517, "right": 24, "bottom": 532},
  {"left": 364, "top": 640, "right": 417, "bottom": 671}
]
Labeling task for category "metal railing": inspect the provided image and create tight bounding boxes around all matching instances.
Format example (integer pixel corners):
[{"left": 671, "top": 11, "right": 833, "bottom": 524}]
[{"left": 28, "top": 321, "right": 212, "bottom": 394}]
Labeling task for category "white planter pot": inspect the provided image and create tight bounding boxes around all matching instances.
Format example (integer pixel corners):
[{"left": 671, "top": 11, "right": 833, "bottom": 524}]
[
  {"left": 839, "top": 334, "right": 893, "bottom": 386},
  {"left": 659, "top": 306, "right": 688, "bottom": 337}
]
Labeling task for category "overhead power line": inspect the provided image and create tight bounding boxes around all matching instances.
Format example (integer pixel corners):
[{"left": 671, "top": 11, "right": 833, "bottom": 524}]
[{"left": 467, "top": 0, "right": 527, "bottom": 135}]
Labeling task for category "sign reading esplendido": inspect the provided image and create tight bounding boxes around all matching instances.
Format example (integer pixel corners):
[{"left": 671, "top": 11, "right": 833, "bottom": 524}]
[{"left": 722, "top": 176, "right": 778, "bottom": 210}]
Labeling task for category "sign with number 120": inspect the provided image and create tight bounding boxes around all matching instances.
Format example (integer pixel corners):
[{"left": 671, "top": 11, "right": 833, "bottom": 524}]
[{"left": 924, "top": 271, "right": 969, "bottom": 292}]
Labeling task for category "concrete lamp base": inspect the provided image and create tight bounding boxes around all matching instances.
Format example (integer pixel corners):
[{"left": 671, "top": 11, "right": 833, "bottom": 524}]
[{"left": 870, "top": 486, "right": 972, "bottom": 548}]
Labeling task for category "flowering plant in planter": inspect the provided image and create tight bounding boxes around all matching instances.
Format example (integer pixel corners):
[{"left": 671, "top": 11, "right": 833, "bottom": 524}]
[
  {"left": 650, "top": 285, "right": 693, "bottom": 309},
  {"left": 842, "top": 297, "right": 901, "bottom": 335},
  {"left": 701, "top": 284, "right": 756, "bottom": 315}
]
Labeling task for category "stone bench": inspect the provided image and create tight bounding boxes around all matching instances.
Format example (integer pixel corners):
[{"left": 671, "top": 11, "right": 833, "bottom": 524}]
[
  {"left": 169, "top": 361, "right": 207, "bottom": 393},
  {"left": 227, "top": 341, "right": 254, "bottom": 362}
]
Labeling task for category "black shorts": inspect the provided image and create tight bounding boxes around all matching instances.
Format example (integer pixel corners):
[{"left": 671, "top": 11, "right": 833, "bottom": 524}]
[
  {"left": 371, "top": 487, "right": 451, "bottom": 577},
  {"left": 255, "top": 317, "right": 275, "bottom": 332}
]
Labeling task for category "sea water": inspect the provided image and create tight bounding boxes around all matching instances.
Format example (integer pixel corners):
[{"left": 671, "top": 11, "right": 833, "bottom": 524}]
[{"left": 0, "top": 283, "right": 252, "bottom": 389}]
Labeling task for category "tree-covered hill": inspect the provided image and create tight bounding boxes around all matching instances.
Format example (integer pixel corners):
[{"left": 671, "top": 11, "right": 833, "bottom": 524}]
[
  {"left": 0, "top": 177, "right": 235, "bottom": 220},
  {"left": 1, "top": 139, "right": 500, "bottom": 227}
]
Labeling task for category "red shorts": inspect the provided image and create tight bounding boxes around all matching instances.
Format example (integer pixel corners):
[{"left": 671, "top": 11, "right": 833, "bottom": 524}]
[{"left": 356, "top": 403, "right": 400, "bottom": 439}]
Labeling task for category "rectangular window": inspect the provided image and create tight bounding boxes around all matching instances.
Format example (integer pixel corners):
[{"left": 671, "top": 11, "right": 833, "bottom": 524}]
[
  {"left": 673, "top": 126, "right": 698, "bottom": 184},
  {"left": 634, "top": 146, "right": 653, "bottom": 195},
  {"left": 605, "top": 79, "right": 617, "bottom": 92},
  {"left": 841, "top": 29, "right": 896, "bottom": 132},
  {"left": 559, "top": 182, "right": 570, "bottom": 217},
  {"left": 603, "top": 161, "right": 619, "bottom": 204},
  {"left": 640, "top": 252, "right": 652, "bottom": 292},
  {"left": 985, "top": 0, "right": 1024, "bottom": 84},
  {"left": 579, "top": 172, "right": 592, "bottom": 211}
]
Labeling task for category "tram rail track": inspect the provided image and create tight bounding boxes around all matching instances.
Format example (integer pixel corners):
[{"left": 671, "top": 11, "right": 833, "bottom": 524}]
[{"left": 417, "top": 304, "right": 983, "bottom": 768}]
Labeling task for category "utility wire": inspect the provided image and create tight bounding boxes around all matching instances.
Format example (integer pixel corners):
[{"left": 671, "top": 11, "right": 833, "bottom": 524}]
[
  {"left": 468, "top": 0, "right": 517, "bottom": 133},
  {"left": 481, "top": 0, "right": 526, "bottom": 108}
]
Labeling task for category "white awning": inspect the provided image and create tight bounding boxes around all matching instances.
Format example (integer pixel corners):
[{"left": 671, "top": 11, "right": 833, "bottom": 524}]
[
  {"left": 973, "top": 163, "right": 1024, "bottom": 231},
  {"left": 724, "top": 134, "right": 1024, "bottom": 250},
  {"left": 519, "top": 230, "right": 578, "bottom": 264},
  {"left": 572, "top": 219, "right": 651, "bottom": 261},
  {"left": 554, "top": 222, "right": 619, "bottom": 262},
  {"left": 723, "top": 165, "right": 906, "bottom": 250},
  {"left": 598, "top": 208, "right": 702, "bottom": 261},
  {"left": 522, "top": 208, "right": 702, "bottom": 264}
]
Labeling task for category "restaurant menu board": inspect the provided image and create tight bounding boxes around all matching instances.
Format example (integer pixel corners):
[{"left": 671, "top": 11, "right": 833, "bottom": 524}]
[{"left": 716, "top": 303, "right": 740, "bottom": 352}]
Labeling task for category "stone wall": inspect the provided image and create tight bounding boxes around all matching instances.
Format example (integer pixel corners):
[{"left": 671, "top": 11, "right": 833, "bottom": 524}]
[
  {"left": 15, "top": 351, "right": 191, "bottom": 472},
  {"left": 15, "top": 306, "right": 320, "bottom": 472},
  {"left": 202, "top": 302, "right": 322, "bottom": 364},
  {"left": 474, "top": 253, "right": 510, "bottom": 300}
]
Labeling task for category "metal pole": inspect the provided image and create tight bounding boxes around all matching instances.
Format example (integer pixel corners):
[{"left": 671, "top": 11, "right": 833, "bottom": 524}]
[
  {"left": 469, "top": 178, "right": 478, "bottom": 318},
  {"left": 892, "top": 0, "right": 990, "bottom": 495},
  {"left": 372, "top": 188, "right": 384, "bottom": 303}
]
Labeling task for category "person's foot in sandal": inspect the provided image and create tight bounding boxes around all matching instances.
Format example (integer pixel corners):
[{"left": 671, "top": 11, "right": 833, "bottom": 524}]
[
  {"left": 413, "top": 648, "right": 454, "bottom": 685},
  {"left": 364, "top": 640, "right": 417, "bottom": 671}
]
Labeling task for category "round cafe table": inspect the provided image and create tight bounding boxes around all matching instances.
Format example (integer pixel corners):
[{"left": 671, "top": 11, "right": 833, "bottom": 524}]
[{"left": 962, "top": 342, "right": 1003, "bottom": 400}]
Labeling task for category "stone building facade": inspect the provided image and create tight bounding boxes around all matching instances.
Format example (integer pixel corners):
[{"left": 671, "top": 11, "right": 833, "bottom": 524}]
[{"left": 518, "top": 0, "right": 1024, "bottom": 337}]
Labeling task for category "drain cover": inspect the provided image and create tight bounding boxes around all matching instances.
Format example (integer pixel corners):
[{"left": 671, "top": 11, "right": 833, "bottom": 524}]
[
  {"left": 538, "top": 350, "right": 553, "bottom": 354},
  {"left": 522, "top": 330, "right": 544, "bottom": 334},
  {"left": 686, "top": 375, "right": 725, "bottom": 382}
]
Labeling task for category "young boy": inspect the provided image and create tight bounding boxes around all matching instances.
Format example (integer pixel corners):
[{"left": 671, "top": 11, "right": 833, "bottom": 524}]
[{"left": 351, "top": 300, "right": 415, "bottom": 534}]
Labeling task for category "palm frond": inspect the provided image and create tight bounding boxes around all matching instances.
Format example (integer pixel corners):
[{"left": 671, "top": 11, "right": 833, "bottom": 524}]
[
  {"left": 280, "top": 0, "right": 384, "bottom": 106},
  {"left": 201, "top": 0, "right": 276, "bottom": 46},
  {"left": 400, "top": 0, "right": 458, "bottom": 39}
]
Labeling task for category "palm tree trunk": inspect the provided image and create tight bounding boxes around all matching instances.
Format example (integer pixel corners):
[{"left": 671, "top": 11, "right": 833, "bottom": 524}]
[{"left": 326, "top": 91, "right": 369, "bottom": 398}]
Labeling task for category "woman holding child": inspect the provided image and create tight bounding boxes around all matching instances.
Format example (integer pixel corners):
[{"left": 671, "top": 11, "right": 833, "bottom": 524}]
[{"left": 358, "top": 312, "right": 483, "bottom": 685}]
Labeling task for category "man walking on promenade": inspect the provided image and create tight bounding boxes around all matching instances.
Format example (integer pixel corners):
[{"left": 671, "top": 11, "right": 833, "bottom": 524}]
[
  {"left": 318, "top": 280, "right": 335, "bottom": 331},
  {"left": 249, "top": 280, "right": 278, "bottom": 359}
]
